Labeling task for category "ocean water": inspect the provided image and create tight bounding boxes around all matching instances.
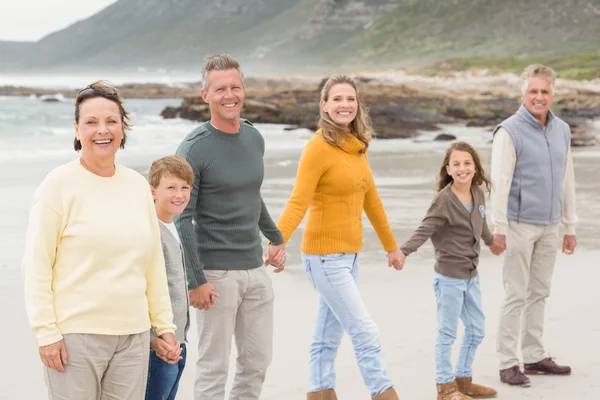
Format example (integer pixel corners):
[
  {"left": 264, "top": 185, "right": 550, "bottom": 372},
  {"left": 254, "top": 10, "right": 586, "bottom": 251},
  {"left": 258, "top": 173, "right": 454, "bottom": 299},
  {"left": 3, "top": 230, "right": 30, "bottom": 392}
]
[{"left": 0, "top": 72, "right": 202, "bottom": 90}]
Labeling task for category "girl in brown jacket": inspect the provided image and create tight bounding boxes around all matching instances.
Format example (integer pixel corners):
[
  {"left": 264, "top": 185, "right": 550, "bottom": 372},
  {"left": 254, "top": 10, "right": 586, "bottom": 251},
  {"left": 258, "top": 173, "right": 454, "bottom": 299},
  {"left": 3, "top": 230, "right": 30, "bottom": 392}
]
[{"left": 400, "top": 142, "right": 503, "bottom": 400}]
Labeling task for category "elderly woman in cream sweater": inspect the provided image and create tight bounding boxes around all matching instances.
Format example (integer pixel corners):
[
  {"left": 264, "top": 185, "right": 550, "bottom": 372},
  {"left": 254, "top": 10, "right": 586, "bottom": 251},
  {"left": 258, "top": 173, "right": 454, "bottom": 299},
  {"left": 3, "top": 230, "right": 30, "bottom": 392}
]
[{"left": 22, "top": 81, "right": 180, "bottom": 399}]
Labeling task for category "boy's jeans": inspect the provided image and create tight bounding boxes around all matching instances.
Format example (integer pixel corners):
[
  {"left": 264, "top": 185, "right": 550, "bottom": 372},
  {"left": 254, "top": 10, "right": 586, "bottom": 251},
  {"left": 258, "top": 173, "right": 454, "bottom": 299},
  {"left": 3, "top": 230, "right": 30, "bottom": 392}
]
[
  {"left": 302, "top": 252, "right": 394, "bottom": 397},
  {"left": 434, "top": 273, "right": 485, "bottom": 384},
  {"left": 146, "top": 343, "right": 187, "bottom": 400}
]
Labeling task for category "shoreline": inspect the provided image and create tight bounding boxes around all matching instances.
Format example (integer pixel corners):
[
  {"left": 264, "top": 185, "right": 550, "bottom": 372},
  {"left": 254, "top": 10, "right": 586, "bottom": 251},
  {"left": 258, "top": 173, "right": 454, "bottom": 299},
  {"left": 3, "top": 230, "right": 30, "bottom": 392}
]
[
  {"left": 3, "top": 73, "right": 598, "bottom": 143},
  {"left": 2, "top": 71, "right": 600, "bottom": 98}
]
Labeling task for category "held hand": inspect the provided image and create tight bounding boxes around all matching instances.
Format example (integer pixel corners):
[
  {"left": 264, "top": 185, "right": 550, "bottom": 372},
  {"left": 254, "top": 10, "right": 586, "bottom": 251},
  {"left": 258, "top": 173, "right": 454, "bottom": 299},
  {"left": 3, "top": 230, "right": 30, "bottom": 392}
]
[
  {"left": 264, "top": 244, "right": 286, "bottom": 273},
  {"left": 151, "top": 337, "right": 171, "bottom": 355},
  {"left": 488, "top": 244, "right": 503, "bottom": 256},
  {"left": 387, "top": 249, "right": 406, "bottom": 271},
  {"left": 189, "top": 283, "right": 217, "bottom": 311},
  {"left": 490, "top": 234, "right": 507, "bottom": 256},
  {"left": 151, "top": 338, "right": 175, "bottom": 363},
  {"left": 209, "top": 290, "right": 218, "bottom": 305},
  {"left": 39, "top": 339, "right": 68, "bottom": 372},
  {"left": 562, "top": 235, "right": 577, "bottom": 255},
  {"left": 159, "top": 332, "right": 182, "bottom": 364}
]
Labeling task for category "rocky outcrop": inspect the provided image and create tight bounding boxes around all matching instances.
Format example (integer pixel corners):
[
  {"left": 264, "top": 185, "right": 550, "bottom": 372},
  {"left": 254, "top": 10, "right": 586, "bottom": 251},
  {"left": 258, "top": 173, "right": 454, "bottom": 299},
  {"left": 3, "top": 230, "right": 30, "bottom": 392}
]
[
  {"left": 161, "top": 81, "right": 452, "bottom": 138},
  {"left": 434, "top": 134, "right": 457, "bottom": 141},
  {"left": 161, "top": 78, "right": 600, "bottom": 144}
]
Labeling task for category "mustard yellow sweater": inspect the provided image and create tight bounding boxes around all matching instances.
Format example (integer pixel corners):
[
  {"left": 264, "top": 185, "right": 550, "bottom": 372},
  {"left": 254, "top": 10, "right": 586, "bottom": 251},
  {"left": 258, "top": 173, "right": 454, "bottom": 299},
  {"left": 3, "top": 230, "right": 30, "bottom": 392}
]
[{"left": 277, "top": 131, "right": 397, "bottom": 254}]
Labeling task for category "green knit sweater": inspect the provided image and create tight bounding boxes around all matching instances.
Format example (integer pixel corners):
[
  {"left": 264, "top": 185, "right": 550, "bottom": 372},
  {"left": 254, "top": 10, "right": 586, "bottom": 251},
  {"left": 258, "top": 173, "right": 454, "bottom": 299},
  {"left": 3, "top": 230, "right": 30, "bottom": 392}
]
[{"left": 175, "top": 120, "right": 284, "bottom": 288}]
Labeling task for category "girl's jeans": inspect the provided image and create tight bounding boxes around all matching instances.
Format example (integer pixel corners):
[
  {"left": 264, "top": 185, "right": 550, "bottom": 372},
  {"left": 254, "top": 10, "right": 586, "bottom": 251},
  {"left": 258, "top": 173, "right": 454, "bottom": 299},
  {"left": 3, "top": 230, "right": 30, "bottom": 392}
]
[{"left": 434, "top": 272, "right": 485, "bottom": 384}]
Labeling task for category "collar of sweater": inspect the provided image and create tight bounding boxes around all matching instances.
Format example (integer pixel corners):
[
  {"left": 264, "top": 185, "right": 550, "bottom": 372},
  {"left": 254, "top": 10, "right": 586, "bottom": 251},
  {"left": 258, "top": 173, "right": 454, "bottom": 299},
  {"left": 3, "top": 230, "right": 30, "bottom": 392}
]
[
  {"left": 324, "top": 132, "right": 365, "bottom": 154},
  {"left": 340, "top": 133, "right": 365, "bottom": 154},
  {"left": 316, "top": 129, "right": 366, "bottom": 154}
]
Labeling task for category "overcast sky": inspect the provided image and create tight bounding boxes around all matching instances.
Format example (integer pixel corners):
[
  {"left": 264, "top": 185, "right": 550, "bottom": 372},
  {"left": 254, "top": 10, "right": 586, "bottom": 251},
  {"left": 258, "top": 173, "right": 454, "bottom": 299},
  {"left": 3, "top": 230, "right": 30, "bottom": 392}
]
[{"left": 0, "top": 0, "right": 118, "bottom": 41}]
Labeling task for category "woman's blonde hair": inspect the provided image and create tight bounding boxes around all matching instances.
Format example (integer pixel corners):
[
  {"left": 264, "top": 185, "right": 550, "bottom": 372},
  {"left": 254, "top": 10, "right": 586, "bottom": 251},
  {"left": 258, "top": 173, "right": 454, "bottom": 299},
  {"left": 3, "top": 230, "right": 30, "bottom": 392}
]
[{"left": 318, "top": 75, "right": 373, "bottom": 153}]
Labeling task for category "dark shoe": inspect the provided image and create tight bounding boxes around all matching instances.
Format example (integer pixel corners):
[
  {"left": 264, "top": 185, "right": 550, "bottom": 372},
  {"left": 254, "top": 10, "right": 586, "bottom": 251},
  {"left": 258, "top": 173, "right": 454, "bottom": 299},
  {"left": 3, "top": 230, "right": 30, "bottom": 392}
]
[
  {"left": 499, "top": 366, "right": 531, "bottom": 387},
  {"left": 456, "top": 376, "right": 497, "bottom": 398},
  {"left": 524, "top": 358, "right": 571, "bottom": 375}
]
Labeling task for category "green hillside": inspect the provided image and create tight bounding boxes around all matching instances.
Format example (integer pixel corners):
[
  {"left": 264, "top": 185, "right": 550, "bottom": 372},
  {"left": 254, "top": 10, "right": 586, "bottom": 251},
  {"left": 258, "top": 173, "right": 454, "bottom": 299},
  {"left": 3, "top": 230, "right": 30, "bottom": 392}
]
[{"left": 1, "top": 0, "right": 598, "bottom": 78}]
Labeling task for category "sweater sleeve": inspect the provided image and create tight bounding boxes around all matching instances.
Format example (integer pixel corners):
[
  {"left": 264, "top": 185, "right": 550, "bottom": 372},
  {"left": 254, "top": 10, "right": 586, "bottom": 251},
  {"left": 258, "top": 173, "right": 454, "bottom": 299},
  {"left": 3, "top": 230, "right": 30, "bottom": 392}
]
[
  {"left": 175, "top": 143, "right": 206, "bottom": 289},
  {"left": 277, "top": 138, "right": 330, "bottom": 243},
  {"left": 482, "top": 217, "right": 493, "bottom": 247},
  {"left": 400, "top": 200, "right": 448, "bottom": 256},
  {"left": 22, "top": 178, "right": 64, "bottom": 346},
  {"left": 145, "top": 189, "right": 176, "bottom": 337},
  {"left": 363, "top": 166, "right": 397, "bottom": 252},
  {"left": 259, "top": 198, "right": 284, "bottom": 245},
  {"left": 254, "top": 123, "right": 284, "bottom": 244}
]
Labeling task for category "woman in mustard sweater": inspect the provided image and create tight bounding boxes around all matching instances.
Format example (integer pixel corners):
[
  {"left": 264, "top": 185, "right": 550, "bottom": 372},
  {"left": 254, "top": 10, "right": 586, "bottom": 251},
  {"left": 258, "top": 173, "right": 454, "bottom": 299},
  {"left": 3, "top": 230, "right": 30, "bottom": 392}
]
[
  {"left": 22, "top": 81, "right": 179, "bottom": 399},
  {"left": 277, "top": 76, "right": 404, "bottom": 400}
]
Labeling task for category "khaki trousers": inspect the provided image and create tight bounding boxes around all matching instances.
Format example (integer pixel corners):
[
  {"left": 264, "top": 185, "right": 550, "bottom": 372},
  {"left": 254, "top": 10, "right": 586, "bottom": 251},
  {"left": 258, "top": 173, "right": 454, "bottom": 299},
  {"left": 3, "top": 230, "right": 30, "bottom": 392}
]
[
  {"left": 497, "top": 221, "right": 560, "bottom": 370},
  {"left": 44, "top": 331, "right": 150, "bottom": 399},
  {"left": 195, "top": 267, "right": 274, "bottom": 400}
]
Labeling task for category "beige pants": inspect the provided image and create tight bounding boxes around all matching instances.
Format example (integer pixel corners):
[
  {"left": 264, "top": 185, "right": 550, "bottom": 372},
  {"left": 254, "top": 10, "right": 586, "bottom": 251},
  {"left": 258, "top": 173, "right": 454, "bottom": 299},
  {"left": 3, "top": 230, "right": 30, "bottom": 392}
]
[
  {"left": 44, "top": 331, "right": 150, "bottom": 400},
  {"left": 195, "top": 267, "right": 274, "bottom": 400},
  {"left": 497, "top": 221, "right": 560, "bottom": 370}
]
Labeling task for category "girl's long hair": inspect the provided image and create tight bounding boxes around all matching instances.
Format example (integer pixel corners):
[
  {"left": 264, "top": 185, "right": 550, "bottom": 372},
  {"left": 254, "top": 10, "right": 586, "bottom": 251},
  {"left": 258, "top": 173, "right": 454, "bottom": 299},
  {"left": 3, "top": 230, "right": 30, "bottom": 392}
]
[
  {"left": 437, "top": 141, "right": 493, "bottom": 193},
  {"left": 318, "top": 75, "right": 373, "bottom": 153}
]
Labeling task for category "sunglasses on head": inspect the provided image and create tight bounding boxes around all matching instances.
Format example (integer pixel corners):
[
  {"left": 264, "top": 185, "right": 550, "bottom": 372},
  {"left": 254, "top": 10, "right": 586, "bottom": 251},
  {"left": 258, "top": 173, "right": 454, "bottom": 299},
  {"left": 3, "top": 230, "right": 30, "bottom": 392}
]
[{"left": 77, "top": 87, "right": 118, "bottom": 97}]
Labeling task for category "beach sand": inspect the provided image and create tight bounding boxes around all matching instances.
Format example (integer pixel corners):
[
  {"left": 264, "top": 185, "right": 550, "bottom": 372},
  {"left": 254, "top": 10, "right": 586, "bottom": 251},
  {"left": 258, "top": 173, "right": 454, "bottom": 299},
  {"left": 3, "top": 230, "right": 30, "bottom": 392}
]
[
  {"left": 3, "top": 244, "right": 599, "bottom": 399},
  {"left": 2, "top": 141, "right": 599, "bottom": 399}
]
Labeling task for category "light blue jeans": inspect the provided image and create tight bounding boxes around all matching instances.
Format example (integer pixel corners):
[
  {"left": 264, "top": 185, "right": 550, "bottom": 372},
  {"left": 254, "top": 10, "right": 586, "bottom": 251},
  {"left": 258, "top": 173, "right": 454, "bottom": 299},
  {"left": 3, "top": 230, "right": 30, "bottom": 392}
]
[
  {"left": 433, "top": 272, "right": 485, "bottom": 384},
  {"left": 302, "top": 252, "right": 394, "bottom": 397}
]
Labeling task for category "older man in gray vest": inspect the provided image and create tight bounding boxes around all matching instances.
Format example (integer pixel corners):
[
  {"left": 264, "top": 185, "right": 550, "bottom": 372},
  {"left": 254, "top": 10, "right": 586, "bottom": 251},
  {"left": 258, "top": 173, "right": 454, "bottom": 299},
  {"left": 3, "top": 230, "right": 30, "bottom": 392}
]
[{"left": 491, "top": 64, "right": 577, "bottom": 387}]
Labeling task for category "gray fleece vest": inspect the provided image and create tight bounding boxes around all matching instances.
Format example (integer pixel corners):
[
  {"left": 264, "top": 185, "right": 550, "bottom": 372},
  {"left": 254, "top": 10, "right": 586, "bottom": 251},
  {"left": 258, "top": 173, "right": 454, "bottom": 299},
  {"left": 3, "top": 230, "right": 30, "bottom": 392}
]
[{"left": 493, "top": 104, "right": 570, "bottom": 225}]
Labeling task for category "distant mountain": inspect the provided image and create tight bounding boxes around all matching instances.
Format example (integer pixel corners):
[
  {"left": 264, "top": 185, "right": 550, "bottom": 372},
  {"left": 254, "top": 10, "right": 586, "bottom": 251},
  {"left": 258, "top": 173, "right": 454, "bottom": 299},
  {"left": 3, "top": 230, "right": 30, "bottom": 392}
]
[
  {"left": 0, "top": 41, "right": 33, "bottom": 57},
  {"left": 344, "top": 0, "right": 600, "bottom": 65},
  {"left": 1, "top": 0, "right": 599, "bottom": 77}
]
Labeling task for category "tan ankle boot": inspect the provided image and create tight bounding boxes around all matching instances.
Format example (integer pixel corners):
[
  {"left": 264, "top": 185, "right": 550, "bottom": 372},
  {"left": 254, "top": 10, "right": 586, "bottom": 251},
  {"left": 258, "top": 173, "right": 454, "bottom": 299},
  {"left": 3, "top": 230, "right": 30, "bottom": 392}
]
[
  {"left": 307, "top": 389, "right": 338, "bottom": 400},
  {"left": 436, "top": 381, "right": 473, "bottom": 400},
  {"left": 373, "top": 387, "right": 400, "bottom": 400},
  {"left": 455, "top": 377, "right": 497, "bottom": 398}
]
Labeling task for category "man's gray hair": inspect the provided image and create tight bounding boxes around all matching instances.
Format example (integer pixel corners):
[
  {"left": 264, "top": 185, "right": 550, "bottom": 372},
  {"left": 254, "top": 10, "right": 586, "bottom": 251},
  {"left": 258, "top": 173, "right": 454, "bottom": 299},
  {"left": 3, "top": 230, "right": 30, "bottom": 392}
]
[
  {"left": 520, "top": 64, "right": 556, "bottom": 95},
  {"left": 201, "top": 54, "right": 243, "bottom": 90}
]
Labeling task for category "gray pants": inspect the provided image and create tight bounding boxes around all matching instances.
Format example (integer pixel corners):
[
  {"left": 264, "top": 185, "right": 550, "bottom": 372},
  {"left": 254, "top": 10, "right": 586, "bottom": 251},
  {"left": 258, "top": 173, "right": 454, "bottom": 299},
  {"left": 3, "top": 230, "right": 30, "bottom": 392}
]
[
  {"left": 44, "top": 331, "right": 150, "bottom": 400},
  {"left": 195, "top": 267, "right": 274, "bottom": 400},
  {"left": 497, "top": 222, "right": 559, "bottom": 370}
]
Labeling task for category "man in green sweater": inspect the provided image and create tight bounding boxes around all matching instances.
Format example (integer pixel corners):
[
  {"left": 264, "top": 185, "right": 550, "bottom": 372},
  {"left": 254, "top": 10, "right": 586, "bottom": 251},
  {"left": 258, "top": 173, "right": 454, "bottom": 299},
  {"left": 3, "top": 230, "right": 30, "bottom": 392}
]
[{"left": 175, "top": 54, "right": 286, "bottom": 400}]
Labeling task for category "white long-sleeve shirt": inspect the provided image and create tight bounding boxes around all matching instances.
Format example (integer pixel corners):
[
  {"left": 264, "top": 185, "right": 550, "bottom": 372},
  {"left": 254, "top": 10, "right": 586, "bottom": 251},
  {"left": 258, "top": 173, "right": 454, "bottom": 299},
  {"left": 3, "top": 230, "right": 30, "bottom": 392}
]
[{"left": 490, "top": 128, "right": 578, "bottom": 235}]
